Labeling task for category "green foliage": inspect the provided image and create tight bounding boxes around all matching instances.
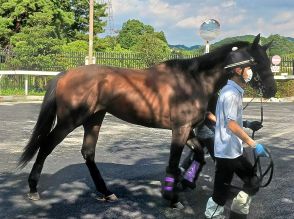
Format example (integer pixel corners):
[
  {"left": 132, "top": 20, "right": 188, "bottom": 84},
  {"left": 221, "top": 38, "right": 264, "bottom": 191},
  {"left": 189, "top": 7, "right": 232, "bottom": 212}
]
[
  {"left": 0, "top": 88, "right": 26, "bottom": 96},
  {"left": 285, "top": 53, "right": 294, "bottom": 58},
  {"left": 244, "top": 85, "right": 259, "bottom": 97},
  {"left": 0, "top": 0, "right": 107, "bottom": 48},
  {"left": 58, "top": 0, "right": 107, "bottom": 41},
  {"left": 0, "top": 74, "right": 52, "bottom": 95},
  {"left": 154, "top": 31, "right": 167, "bottom": 43},
  {"left": 275, "top": 80, "right": 294, "bottom": 98},
  {"left": 0, "top": 0, "right": 107, "bottom": 70},
  {"left": 213, "top": 35, "right": 257, "bottom": 48},
  {"left": 60, "top": 40, "right": 88, "bottom": 53},
  {"left": 264, "top": 34, "right": 294, "bottom": 56},
  {"left": 244, "top": 80, "right": 294, "bottom": 98},
  {"left": 171, "top": 48, "right": 202, "bottom": 58},
  {"left": 54, "top": 40, "right": 89, "bottom": 70},
  {"left": 118, "top": 19, "right": 167, "bottom": 49},
  {"left": 105, "top": 44, "right": 131, "bottom": 53},
  {"left": 132, "top": 33, "right": 171, "bottom": 66},
  {"left": 94, "top": 36, "right": 119, "bottom": 52},
  {"left": 0, "top": 88, "right": 45, "bottom": 96},
  {"left": 0, "top": 16, "right": 12, "bottom": 46},
  {"left": 118, "top": 19, "right": 149, "bottom": 49}
]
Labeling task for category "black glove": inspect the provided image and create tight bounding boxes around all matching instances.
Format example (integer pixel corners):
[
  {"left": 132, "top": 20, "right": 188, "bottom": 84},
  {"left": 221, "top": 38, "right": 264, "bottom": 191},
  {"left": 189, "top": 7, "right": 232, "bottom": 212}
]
[{"left": 243, "top": 120, "right": 263, "bottom": 132}]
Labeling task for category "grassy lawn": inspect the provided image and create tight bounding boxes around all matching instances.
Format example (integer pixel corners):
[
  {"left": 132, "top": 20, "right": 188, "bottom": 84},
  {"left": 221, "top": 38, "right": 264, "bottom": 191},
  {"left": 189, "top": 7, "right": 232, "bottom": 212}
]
[{"left": 0, "top": 88, "right": 45, "bottom": 96}]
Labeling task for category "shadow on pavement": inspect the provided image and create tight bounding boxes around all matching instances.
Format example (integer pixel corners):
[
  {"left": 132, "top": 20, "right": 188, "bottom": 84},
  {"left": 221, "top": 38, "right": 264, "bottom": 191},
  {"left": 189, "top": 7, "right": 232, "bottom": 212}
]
[{"left": 0, "top": 160, "right": 210, "bottom": 219}]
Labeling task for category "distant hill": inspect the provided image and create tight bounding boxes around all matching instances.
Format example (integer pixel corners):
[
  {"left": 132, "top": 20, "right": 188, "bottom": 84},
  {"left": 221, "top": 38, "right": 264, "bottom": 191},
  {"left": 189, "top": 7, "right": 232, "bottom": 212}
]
[
  {"left": 200, "top": 34, "right": 294, "bottom": 56},
  {"left": 212, "top": 35, "right": 258, "bottom": 47},
  {"left": 169, "top": 44, "right": 201, "bottom": 51},
  {"left": 169, "top": 35, "right": 294, "bottom": 56}
]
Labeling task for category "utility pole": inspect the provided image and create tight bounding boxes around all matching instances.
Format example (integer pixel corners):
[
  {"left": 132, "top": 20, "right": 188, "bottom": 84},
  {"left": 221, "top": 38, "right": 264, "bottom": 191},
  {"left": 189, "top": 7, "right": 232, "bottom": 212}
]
[
  {"left": 106, "top": 0, "right": 114, "bottom": 36},
  {"left": 88, "top": 0, "right": 94, "bottom": 64}
]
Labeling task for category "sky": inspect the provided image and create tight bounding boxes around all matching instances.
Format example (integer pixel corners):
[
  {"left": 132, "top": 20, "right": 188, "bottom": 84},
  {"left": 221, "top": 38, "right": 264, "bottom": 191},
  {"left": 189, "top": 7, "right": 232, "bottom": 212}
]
[{"left": 107, "top": 0, "right": 294, "bottom": 46}]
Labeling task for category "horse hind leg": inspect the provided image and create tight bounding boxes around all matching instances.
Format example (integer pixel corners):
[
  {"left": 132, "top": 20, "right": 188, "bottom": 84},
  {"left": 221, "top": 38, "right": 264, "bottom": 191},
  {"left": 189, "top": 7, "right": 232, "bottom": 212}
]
[
  {"left": 81, "top": 111, "right": 118, "bottom": 202},
  {"left": 27, "top": 123, "right": 73, "bottom": 200}
]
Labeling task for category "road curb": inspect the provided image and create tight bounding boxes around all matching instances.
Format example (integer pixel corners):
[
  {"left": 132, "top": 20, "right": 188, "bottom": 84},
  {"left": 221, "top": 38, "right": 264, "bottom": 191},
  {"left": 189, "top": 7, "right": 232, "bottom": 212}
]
[
  {"left": 0, "top": 96, "right": 44, "bottom": 102},
  {"left": 243, "top": 96, "right": 294, "bottom": 102}
]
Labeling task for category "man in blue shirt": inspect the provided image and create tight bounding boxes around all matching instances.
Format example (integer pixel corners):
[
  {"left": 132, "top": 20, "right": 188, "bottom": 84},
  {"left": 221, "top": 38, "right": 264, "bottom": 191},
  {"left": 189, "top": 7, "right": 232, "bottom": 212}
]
[{"left": 204, "top": 47, "right": 269, "bottom": 219}]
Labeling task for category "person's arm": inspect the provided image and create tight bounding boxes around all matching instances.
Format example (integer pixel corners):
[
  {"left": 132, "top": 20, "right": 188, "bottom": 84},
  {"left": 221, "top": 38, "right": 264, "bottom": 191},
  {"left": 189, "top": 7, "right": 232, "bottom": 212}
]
[
  {"left": 206, "top": 112, "right": 216, "bottom": 123},
  {"left": 227, "top": 120, "right": 256, "bottom": 148}
]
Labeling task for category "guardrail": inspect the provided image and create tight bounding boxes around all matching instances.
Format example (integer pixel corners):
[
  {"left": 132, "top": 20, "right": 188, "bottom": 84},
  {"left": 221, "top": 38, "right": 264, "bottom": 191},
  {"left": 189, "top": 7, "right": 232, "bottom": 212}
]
[{"left": 0, "top": 71, "right": 59, "bottom": 95}]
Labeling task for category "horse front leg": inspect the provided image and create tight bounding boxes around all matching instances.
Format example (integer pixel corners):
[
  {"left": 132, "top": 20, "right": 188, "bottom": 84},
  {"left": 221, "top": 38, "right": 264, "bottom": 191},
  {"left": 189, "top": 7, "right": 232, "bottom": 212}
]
[{"left": 162, "top": 125, "right": 191, "bottom": 207}]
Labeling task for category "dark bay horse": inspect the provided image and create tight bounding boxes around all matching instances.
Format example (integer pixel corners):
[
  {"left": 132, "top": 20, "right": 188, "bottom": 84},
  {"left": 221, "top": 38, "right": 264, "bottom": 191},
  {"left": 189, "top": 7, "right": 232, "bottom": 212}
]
[{"left": 19, "top": 34, "right": 276, "bottom": 204}]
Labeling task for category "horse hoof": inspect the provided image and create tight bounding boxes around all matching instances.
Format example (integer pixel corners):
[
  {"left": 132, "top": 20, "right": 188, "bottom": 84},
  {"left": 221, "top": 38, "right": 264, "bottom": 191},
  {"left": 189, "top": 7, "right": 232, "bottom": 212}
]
[
  {"left": 105, "top": 194, "right": 118, "bottom": 202},
  {"left": 96, "top": 193, "right": 118, "bottom": 202},
  {"left": 170, "top": 201, "right": 184, "bottom": 210},
  {"left": 27, "top": 192, "right": 40, "bottom": 201}
]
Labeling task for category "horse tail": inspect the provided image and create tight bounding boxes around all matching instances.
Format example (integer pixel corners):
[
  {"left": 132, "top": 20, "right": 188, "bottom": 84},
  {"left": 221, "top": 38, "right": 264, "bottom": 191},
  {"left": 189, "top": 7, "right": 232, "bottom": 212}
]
[{"left": 18, "top": 74, "right": 61, "bottom": 168}]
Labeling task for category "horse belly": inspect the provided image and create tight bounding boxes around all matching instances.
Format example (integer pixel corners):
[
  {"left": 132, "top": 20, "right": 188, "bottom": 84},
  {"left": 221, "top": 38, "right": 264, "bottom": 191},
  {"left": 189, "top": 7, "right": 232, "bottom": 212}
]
[{"left": 106, "top": 92, "right": 171, "bottom": 129}]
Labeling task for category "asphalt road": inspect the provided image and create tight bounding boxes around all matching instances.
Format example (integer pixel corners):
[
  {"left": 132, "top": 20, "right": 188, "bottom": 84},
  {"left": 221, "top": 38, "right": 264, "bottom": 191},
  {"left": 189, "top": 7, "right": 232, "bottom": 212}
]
[{"left": 0, "top": 101, "right": 293, "bottom": 219}]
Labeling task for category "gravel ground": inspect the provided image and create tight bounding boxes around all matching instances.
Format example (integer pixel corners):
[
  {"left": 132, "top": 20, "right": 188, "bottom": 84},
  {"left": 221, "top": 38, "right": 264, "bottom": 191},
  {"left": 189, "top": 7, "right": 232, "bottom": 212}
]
[{"left": 0, "top": 101, "right": 293, "bottom": 219}]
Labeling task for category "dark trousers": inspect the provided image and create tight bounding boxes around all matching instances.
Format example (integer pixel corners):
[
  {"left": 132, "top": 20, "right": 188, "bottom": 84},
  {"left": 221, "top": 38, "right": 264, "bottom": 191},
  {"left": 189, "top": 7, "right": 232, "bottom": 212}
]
[{"left": 212, "top": 155, "right": 259, "bottom": 206}]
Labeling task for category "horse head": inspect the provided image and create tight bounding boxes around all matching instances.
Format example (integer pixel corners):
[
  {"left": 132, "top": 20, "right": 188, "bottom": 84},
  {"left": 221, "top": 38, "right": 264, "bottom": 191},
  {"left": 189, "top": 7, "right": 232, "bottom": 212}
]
[{"left": 248, "top": 34, "right": 277, "bottom": 98}]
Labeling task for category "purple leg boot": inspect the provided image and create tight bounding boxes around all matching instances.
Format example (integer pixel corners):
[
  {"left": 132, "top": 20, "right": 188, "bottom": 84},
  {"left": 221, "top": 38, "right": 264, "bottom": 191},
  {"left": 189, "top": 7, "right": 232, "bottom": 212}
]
[{"left": 181, "top": 160, "right": 201, "bottom": 189}]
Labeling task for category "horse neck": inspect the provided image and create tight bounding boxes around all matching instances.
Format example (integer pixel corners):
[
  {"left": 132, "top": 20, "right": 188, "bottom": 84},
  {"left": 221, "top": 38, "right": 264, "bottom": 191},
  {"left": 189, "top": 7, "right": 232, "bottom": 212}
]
[{"left": 195, "top": 56, "right": 228, "bottom": 97}]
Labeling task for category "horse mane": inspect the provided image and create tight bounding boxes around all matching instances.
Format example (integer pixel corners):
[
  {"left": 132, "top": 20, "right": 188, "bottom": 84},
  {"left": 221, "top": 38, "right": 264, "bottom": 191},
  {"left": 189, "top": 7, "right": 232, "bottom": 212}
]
[{"left": 163, "top": 41, "right": 251, "bottom": 74}]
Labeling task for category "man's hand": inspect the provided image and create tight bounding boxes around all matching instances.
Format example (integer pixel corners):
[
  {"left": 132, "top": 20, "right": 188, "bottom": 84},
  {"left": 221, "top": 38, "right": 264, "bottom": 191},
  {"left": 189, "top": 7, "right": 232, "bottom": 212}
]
[
  {"left": 243, "top": 120, "right": 263, "bottom": 132},
  {"left": 255, "top": 144, "right": 269, "bottom": 157}
]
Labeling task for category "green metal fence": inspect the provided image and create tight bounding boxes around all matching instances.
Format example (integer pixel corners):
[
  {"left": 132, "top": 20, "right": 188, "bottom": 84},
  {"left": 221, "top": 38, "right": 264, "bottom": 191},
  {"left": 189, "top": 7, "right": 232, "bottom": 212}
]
[
  {"left": 0, "top": 51, "right": 149, "bottom": 93},
  {"left": 0, "top": 50, "right": 293, "bottom": 95},
  {"left": 279, "top": 56, "right": 294, "bottom": 75}
]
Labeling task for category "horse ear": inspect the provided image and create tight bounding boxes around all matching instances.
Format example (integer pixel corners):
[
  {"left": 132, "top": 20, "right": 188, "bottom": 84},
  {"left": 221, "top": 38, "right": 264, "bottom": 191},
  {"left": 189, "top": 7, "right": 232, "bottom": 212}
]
[
  {"left": 262, "top": 40, "right": 273, "bottom": 51},
  {"left": 252, "top": 34, "right": 261, "bottom": 49}
]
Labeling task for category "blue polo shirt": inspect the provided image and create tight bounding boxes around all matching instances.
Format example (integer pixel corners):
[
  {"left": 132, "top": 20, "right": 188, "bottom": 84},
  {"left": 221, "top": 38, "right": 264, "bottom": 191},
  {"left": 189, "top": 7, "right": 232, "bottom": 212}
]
[{"left": 214, "top": 80, "right": 244, "bottom": 159}]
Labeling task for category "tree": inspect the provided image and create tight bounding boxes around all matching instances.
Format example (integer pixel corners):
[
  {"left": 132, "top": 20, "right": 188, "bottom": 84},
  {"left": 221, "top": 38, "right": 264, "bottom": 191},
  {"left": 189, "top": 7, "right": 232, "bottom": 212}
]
[
  {"left": 8, "top": 4, "right": 66, "bottom": 70},
  {"left": 58, "top": 0, "right": 107, "bottom": 41},
  {"left": 94, "top": 35, "right": 120, "bottom": 52},
  {"left": 264, "top": 34, "right": 294, "bottom": 56},
  {"left": 0, "top": 0, "right": 108, "bottom": 70},
  {"left": 118, "top": 19, "right": 167, "bottom": 49},
  {"left": 0, "top": 0, "right": 107, "bottom": 49},
  {"left": 132, "top": 33, "right": 171, "bottom": 66}
]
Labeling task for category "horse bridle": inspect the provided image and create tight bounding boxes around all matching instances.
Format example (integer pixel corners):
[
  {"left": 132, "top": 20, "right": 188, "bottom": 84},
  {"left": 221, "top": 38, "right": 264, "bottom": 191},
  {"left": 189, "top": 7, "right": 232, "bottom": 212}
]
[{"left": 253, "top": 73, "right": 265, "bottom": 96}]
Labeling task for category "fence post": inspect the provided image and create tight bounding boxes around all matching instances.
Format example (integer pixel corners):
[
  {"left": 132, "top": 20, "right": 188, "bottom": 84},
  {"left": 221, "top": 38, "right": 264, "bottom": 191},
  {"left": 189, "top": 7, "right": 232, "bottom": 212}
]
[
  {"left": 25, "top": 75, "right": 28, "bottom": 95},
  {"left": 292, "top": 59, "right": 294, "bottom": 75},
  {"left": 0, "top": 75, "right": 2, "bottom": 94}
]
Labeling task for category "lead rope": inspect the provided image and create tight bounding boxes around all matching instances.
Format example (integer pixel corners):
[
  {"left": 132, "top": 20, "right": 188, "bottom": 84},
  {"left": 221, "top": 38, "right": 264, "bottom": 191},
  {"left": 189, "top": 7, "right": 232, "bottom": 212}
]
[
  {"left": 210, "top": 204, "right": 219, "bottom": 219},
  {"left": 250, "top": 95, "right": 274, "bottom": 188},
  {"left": 252, "top": 96, "right": 263, "bottom": 179},
  {"left": 243, "top": 96, "right": 256, "bottom": 111}
]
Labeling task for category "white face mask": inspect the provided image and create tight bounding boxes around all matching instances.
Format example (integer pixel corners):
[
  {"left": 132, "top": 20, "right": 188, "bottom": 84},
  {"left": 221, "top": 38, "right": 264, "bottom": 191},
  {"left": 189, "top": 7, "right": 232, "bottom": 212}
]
[{"left": 244, "top": 69, "right": 253, "bottom": 83}]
